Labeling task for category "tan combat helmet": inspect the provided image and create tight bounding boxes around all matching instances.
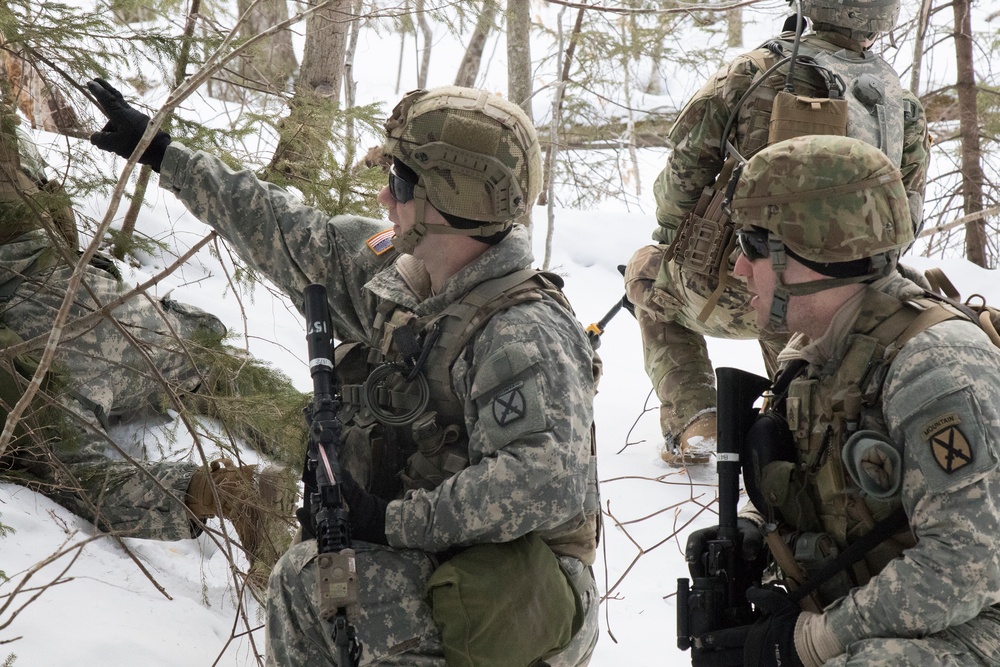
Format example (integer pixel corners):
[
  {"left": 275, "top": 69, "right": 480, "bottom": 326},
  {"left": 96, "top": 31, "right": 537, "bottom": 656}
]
[
  {"left": 730, "top": 134, "right": 912, "bottom": 331},
  {"left": 382, "top": 86, "right": 542, "bottom": 254},
  {"left": 801, "top": 0, "right": 899, "bottom": 40}
]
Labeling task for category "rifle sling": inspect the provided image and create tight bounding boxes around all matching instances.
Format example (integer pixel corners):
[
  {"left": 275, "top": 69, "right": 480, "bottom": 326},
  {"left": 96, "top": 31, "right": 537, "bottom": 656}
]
[{"left": 787, "top": 505, "right": 908, "bottom": 607}]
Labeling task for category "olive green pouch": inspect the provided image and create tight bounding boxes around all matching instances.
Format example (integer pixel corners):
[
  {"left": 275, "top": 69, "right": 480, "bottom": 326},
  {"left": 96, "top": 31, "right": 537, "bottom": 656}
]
[{"left": 424, "top": 533, "right": 582, "bottom": 667}]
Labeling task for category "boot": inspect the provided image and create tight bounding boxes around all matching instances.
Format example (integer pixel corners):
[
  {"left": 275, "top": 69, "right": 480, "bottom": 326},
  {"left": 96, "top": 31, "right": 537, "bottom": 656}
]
[
  {"left": 662, "top": 411, "right": 716, "bottom": 468},
  {"left": 186, "top": 459, "right": 297, "bottom": 601}
]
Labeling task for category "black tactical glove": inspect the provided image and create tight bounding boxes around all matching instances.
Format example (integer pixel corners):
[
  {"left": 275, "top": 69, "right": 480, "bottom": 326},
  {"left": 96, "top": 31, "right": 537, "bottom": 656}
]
[
  {"left": 338, "top": 467, "right": 389, "bottom": 546},
  {"left": 685, "top": 517, "right": 765, "bottom": 579},
  {"left": 86, "top": 78, "right": 170, "bottom": 172},
  {"left": 744, "top": 586, "right": 804, "bottom": 667}
]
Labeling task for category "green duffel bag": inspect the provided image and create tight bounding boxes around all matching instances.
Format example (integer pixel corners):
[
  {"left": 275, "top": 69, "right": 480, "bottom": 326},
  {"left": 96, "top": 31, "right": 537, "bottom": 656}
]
[{"left": 425, "top": 532, "right": 583, "bottom": 667}]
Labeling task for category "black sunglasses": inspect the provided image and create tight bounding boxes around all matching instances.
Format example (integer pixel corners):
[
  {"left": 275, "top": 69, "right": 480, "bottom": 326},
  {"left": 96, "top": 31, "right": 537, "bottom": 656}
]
[
  {"left": 736, "top": 227, "right": 771, "bottom": 261},
  {"left": 389, "top": 163, "right": 417, "bottom": 204}
]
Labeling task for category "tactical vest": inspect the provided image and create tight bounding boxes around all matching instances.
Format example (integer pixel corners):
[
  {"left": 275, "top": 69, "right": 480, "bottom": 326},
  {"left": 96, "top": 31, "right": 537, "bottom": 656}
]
[
  {"left": 336, "top": 268, "right": 601, "bottom": 564},
  {"left": 760, "top": 288, "right": 971, "bottom": 606}
]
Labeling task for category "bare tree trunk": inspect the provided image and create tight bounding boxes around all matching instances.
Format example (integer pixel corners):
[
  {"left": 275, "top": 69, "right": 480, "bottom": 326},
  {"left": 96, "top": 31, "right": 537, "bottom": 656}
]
[
  {"left": 726, "top": 7, "right": 742, "bottom": 49},
  {"left": 537, "top": 6, "right": 585, "bottom": 208},
  {"left": 415, "top": 0, "right": 433, "bottom": 89},
  {"left": 454, "top": 0, "right": 497, "bottom": 87},
  {"left": 622, "top": 12, "right": 640, "bottom": 198},
  {"left": 213, "top": 0, "right": 298, "bottom": 101},
  {"left": 952, "top": 0, "right": 987, "bottom": 267},
  {"left": 264, "top": 0, "right": 352, "bottom": 183},
  {"left": 506, "top": 0, "right": 533, "bottom": 119},
  {"left": 115, "top": 0, "right": 206, "bottom": 260},
  {"left": 344, "top": 0, "right": 363, "bottom": 149},
  {"left": 909, "top": 0, "right": 933, "bottom": 95},
  {"left": 543, "top": 6, "right": 586, "bottom": 268}
]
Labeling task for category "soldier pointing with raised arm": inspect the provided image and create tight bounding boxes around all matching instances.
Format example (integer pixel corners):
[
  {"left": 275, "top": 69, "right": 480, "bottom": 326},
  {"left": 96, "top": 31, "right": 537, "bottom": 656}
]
[{"left": 87, "top": 80, "right": 601, "bottom": 666}]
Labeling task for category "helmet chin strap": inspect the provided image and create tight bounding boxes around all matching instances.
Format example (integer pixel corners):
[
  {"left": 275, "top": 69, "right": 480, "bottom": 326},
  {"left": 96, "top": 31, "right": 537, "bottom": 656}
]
[
  {"left": 765, "top": 240, "right": 891, "bottom": 331},
  {"left": 390, "top": 181, "right": 511, "bottom": 255}
]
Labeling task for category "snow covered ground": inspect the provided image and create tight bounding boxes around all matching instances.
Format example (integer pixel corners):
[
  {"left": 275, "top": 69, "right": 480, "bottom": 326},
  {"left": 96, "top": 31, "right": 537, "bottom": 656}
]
[
  {"left": 3, "top": 2, "right": 1000, "bottom": 665},
  {"left": 2, "top": 151, "right": 996, "bottom": 664}
]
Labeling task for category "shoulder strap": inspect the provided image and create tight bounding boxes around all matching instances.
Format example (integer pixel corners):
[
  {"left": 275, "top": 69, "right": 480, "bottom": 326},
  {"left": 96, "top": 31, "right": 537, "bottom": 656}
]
[
  {"left": 420, "top": 269, "right": 569, "bottom": 396},
  {"left": 436, "top": 268, "right": 563, "bottom": 365},
  {"left": 923, "top": 267, "right": 962, "bottom": 300},
  {"left": 788, "top": 506, "right": 909, "bottom": 607}
]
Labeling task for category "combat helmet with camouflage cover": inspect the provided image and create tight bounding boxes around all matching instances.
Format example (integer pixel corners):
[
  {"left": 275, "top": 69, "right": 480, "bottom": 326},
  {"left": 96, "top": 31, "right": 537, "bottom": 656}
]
[
  {"left": 382, "top": 86, "right": 542, "bottom": 254},
  {"left": 801, "top": 0, "right": 899, "bottom": 40},
  {"left": 730, "top": 134, "right": 912, "bottom": 330}
]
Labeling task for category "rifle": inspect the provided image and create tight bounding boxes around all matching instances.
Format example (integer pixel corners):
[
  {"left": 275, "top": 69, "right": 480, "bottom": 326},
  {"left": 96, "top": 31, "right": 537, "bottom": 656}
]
[
  {"left": 676, "top": 366, "right": 770, "bottom": 666},
  {"left": 302, "top": 284, "right": 362, "bottom": 667},
  {"left": 585, "top": 265, "right": 634, "bottom": 347},
  {"left": 585, "top": 295, "right": 626, "bottom": 346}
]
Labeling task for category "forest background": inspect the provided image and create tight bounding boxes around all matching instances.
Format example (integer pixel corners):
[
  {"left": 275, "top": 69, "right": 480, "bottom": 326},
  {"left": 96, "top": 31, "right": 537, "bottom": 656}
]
[{"left": 1, "top": 0, "right": 999, "bottom": 664}]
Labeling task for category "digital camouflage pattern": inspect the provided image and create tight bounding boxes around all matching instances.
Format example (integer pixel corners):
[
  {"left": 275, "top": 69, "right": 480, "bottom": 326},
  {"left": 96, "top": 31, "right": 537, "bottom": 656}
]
[
  {"left": 730, "top": 135, "right": 913, "bottom": 264},
  {"left": 630, "top": 29, "right": 928, "bottom": 440},
  {"left": 382, "top": 87, "right": 542, "bottom": 224},
  {"left": 266, "top": 540, "right": 599, "bottom": 667},
  {"left": 159, "top": 142, "right": 599, "bottom": 665},
  {"left": 0, "top": 230, "right": 225, "bottom": 540},
  {"left": 777, "top": 272, "right": 1000, "bottom": 666}
]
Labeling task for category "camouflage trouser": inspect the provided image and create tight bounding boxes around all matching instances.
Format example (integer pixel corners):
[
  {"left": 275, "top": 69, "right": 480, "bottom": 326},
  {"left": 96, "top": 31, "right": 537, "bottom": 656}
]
[
  {"left": 1, "top": 231, "right": 226, "bottom": 540},
  {"left": 624, "top": 244, "right": 786, "bottom": 439},
  {"left": 824, "top": 606, "right": 1000, "bottom": 666},
  {"left": 265, "top": 540, "right": 599, "bottom": 666}
]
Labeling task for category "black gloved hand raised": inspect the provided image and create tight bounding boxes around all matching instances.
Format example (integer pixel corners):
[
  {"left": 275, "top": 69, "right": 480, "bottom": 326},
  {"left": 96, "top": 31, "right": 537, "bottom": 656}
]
[
  {"left": 685, "top": 516, "right": 766, "bottom": 579},
  {"left": 338, "top": 467, "right": 389, "bottom": 546},
  {"left": 744, "top": 586, "right": 804, "bottom": 667},
  {"left": 86, "top": 78, "right": 170, "bottom": 173}
]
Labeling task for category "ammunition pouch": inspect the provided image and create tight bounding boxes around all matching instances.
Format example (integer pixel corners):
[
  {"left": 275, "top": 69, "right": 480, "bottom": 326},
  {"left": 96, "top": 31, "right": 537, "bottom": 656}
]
[
  {"left": 399, "top": 411, "right": 468, "bottom": 492},
  {"left": 668, "top": 159, "right": 738, "bottom": 280},
  {"left": 787, "top": 531, "right": 855, "bottom": 607},
  {"left": 767, "top": 90, "right": 848, "bottom": 145}
]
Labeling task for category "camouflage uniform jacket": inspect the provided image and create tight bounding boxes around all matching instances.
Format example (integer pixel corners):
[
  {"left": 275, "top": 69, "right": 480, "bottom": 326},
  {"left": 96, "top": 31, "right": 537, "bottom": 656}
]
[
  {"left": 653, "top": 31, "right": 930, "bottom": 244},
  {"left": 159, "top": 143, "right": 598, "bottom": 560},
  {"left": 778, "top": 273, "right": 1000, "bottom": 661}
]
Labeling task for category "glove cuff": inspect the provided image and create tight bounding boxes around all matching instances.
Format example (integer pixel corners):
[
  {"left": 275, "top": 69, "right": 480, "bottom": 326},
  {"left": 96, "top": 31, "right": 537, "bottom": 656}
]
[
  {"left": 141, "top": 132, "right": 171, "bottom": 173},
  {"left": 794, "top": 612, "right": 844, "bottom": 667}
]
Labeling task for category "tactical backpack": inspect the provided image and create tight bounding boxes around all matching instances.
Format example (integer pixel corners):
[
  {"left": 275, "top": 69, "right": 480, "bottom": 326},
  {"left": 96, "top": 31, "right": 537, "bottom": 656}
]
[{"left": 666, "top": 33, "right": 911, "bottom": 322}]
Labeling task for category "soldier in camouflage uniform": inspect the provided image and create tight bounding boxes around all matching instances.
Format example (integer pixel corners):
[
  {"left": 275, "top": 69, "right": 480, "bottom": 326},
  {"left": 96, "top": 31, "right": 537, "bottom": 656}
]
[
  {"left": 690, "top": 134, "right": 1000, "bottom": 666},
  {"left": 624, "top": 0, "right": 930, "bottom": 465},
  {"left": 3, "top": 108, "right": 293, "bottom": 593},
  {"left": 85, "top": 81, "right": 601, "bottom": 666}
]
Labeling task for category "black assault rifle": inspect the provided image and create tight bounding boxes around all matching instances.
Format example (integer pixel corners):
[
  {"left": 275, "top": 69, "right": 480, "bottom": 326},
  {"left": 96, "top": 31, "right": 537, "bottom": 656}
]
[
  {"left": 676, "top": 366, "right": 771, "bottom": 666},
  {"left": 302, "top": 284, "right": 362, "bottom": 667}
]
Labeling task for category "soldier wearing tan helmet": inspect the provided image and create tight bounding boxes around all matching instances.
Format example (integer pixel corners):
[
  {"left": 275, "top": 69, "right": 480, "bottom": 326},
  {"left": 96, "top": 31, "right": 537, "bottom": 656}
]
[
  {"left": 687, "top": 135, "right": 1000, "bottom": 667},
  {"left": 623, "top": 0, "right": 930, "bottom": 466},
  {"left": 87, "top": 82, "right": 601, "bottom": 666}
]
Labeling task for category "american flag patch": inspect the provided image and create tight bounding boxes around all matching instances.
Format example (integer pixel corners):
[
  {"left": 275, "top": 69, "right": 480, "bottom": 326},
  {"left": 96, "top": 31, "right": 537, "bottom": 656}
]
[{"left": 366, "top": 229, "right": 395, "bottom": 255}]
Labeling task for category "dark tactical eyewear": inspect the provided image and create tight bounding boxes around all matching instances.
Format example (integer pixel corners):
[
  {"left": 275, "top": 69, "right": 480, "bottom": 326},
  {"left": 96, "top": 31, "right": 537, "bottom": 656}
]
[
  {"left": 736, "top": 227, "right": 771, "bottom": 261},
  {"left": 389, "top": 163, "right": 417, "bottom": 204}
]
